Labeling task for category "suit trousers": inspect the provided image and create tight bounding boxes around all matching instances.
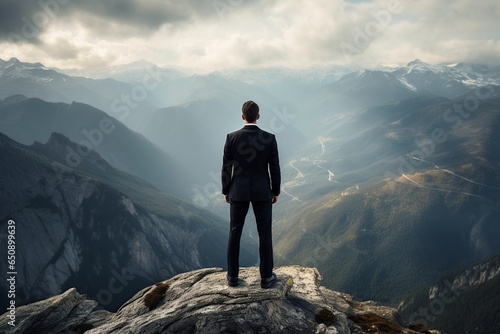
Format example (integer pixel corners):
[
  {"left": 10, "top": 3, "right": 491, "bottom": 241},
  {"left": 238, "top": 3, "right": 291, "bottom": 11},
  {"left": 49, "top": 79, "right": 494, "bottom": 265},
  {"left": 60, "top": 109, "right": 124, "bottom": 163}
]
[{"left": 227, "top": 200, "right": 274, "bottom": 280}]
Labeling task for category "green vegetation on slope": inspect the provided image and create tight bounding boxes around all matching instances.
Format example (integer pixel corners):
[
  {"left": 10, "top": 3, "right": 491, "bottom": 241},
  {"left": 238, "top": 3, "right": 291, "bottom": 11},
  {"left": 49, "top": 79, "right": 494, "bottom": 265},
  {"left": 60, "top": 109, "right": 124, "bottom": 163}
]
[{"left": 275, "top": 168, "right": 500, "bottom": 305}]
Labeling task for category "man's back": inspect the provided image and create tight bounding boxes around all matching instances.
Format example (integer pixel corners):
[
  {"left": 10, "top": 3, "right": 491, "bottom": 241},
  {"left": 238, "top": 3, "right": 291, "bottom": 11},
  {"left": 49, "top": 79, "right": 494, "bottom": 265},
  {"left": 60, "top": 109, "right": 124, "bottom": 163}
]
[{"left": 222, "top": 125, "right": 280, "bottom": 202}]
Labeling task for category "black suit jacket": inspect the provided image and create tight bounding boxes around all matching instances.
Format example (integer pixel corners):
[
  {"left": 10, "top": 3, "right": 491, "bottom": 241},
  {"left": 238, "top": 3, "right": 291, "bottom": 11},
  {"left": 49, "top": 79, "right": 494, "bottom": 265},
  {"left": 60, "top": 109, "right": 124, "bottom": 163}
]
[{"left": 222, "top": 125, "right": 281, "bottom": 201}]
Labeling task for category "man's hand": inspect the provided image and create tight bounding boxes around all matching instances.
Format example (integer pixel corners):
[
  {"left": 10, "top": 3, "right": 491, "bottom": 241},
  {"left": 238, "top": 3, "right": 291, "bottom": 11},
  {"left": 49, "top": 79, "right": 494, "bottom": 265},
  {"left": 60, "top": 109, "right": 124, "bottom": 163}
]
[
  {"left": 224, "top": 195, "right": 230, "bottom": 203},
  {"left": 272, "top": 195, "right": 279, "bottom": 204}
]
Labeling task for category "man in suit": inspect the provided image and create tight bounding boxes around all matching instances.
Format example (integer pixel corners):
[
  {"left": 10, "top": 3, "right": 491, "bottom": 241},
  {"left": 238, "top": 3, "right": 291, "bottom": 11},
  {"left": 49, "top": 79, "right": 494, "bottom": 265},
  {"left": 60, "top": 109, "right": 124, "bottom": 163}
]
[{"left": 222, "top": 100, "right": 281, "bottom": 288}]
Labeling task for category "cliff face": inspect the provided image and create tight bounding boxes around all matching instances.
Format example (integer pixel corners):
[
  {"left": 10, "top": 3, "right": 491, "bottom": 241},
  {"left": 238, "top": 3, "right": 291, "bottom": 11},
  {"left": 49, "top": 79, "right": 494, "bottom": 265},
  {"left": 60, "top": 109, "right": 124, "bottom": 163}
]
[
  {"left": 398, "top": 254, "right": 500, "bottom": 333},
  {"left": 0, "top": 266, "right": 441, "bottom": 334},
  {"left": 427, "top": 255, "right": 500, "bottom": 301}
]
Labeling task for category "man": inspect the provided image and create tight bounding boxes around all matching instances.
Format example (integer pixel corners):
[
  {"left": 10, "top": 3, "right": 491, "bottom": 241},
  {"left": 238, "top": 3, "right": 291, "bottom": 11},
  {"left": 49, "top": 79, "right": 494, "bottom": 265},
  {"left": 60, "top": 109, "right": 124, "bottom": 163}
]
[{"left": 222, "top": 100, "right": 281, "bottom": 289}]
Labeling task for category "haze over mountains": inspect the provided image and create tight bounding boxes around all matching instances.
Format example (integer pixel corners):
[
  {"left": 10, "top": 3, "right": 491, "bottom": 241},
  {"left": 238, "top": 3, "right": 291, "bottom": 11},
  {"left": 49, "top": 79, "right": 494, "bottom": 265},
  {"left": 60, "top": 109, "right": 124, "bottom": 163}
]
[
  {"left": 0, "top": 96, "right": 186, "bottom": 197},
  {"left": 1, "top": 57, "right": 500, "bottom": 333}
]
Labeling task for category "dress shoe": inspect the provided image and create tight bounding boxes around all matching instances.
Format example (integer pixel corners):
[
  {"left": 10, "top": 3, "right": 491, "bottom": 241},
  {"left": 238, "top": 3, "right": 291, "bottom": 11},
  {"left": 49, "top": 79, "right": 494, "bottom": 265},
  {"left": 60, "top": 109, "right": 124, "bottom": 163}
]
[
  {"left": 261, "top": 272, "right": 277, "bottom": 289},
  {"left": 227, "top": 275, "right": 239, "bottom": 287}
]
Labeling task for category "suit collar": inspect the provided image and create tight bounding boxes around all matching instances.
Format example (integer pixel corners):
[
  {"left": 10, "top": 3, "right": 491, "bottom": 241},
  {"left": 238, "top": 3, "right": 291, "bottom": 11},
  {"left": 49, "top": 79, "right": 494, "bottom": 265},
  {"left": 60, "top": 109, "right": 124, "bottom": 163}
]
[{"left": 242, "top": 125, "right": 260, "bottom": 131}]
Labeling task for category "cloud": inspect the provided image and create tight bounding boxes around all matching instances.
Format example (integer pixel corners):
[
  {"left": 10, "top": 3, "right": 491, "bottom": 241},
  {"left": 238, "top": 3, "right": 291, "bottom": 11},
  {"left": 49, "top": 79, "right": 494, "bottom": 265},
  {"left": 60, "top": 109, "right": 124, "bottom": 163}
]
[
  {"left": 363, "top": 0, "right": 500, "bottom": 65},
  {"left": 0, "top": 0, "right": 499, "bottom": 69},
  {"left": 42, "top": 36, "right": 80, "bottom": 59},
  {"left": 0, "top": 0, "right": 51, "bottom": 44},
  {"left": 0, "top": 0, "right": 263, "bottom": 42}
]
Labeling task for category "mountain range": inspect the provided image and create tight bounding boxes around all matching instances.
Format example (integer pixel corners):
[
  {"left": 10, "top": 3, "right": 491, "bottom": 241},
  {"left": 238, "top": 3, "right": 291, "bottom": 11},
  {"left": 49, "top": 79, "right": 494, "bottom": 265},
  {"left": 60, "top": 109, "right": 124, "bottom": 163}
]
[
  {"left": 273, "top": 86, "right": 500, "bottom": 296},
  {"left": 0, "top": 95, "right": 187, "bottom": 197},
  {"left": 0, "top": 57, "right": 136, "bottom": 117},
  {"left": 1, "top": 57, "right": 499, "bottom": 333}
]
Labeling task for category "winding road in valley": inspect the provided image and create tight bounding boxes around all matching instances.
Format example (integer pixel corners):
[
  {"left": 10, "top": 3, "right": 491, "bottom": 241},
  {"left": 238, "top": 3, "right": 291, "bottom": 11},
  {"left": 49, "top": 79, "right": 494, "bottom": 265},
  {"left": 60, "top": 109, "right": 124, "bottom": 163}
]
[
  {"left": 313, "top": 137, "right": 337, "bottom": 182},
  {"left": 281, "top": 137, "right": 340, "bottom": 201}
]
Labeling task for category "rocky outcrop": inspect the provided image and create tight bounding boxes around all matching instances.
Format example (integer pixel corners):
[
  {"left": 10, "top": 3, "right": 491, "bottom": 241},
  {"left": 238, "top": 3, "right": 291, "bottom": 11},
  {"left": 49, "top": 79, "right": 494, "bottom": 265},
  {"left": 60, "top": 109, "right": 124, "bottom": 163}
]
[
  {"left": 429, "top": 255, "right": 500, "bottom": 298},
  {"left": 397, "top": 254, "right": 500, "bottom": 332},
  {"left": 0, "top": 266, "right": 441, "bottom": 334}
]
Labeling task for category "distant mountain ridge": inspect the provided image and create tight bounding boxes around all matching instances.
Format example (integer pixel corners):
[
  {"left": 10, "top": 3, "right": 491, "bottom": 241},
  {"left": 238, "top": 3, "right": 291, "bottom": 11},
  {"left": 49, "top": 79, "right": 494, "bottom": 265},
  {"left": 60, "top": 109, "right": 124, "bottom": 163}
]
[
  {"left": 57, "top": 59, "right": 188, "bottom": 83},
  {"left": 21, "top": 57, "right": 498, "bottom": 90},
  {"left": 3, "top": 58, "right": 500, "bottom": 111},
  {"left": 0, "top": 96, "right": 186, "bottom": 197},
  {"left": 0, "top": 57, "right": 135, "bottom": 115}
]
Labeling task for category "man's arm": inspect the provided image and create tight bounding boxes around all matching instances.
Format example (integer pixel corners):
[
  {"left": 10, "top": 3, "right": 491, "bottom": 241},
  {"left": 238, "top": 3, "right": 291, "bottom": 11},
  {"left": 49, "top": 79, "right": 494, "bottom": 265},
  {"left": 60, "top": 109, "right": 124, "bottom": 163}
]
[
  {"left": 221, "top": 134, "right": 233, "bottom": 201},
  {"left": 269, "top": 135, "right": 281, "bottom": 200}
]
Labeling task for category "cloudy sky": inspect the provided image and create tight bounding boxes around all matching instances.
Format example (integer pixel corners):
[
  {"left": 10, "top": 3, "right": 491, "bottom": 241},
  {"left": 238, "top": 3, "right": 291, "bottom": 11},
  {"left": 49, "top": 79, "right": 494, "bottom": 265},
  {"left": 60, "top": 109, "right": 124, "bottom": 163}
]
[{"left": 0, "top": 0, "right": 499, "bottom": 70}]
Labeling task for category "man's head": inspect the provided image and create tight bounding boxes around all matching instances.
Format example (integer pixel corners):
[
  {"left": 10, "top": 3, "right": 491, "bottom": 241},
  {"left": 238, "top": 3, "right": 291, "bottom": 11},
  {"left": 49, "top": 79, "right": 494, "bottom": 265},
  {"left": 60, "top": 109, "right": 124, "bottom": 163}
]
[{"left": 242, "top": 100, "right": 259, "bottom": 123}]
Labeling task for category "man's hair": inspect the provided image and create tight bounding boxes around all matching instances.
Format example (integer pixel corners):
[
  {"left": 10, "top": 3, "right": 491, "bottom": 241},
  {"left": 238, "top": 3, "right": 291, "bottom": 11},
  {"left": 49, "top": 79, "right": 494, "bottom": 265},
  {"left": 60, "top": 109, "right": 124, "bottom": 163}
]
[{"left": 242, "top": 100, "right": 259, "bottom": 123}]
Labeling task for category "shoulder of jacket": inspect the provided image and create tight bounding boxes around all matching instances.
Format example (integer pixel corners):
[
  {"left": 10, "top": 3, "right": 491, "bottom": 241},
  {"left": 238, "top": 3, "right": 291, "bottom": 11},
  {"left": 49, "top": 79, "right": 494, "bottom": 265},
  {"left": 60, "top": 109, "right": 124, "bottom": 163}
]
[{"left": 258, "top": 128, "right": 276, "bottom": 138}]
